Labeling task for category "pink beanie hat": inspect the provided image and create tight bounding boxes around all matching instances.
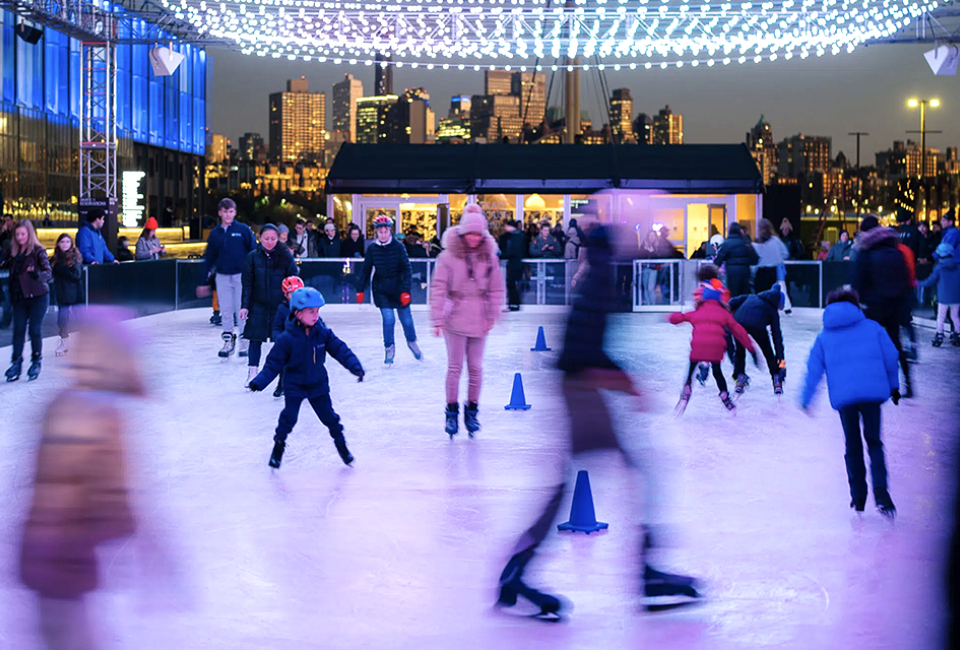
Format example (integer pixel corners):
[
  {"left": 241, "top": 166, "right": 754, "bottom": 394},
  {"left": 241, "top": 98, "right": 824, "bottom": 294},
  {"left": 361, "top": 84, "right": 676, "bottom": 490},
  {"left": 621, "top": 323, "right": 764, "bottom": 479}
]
[{"left": 459, "top": 204, "right": 487, "bottom": 234}]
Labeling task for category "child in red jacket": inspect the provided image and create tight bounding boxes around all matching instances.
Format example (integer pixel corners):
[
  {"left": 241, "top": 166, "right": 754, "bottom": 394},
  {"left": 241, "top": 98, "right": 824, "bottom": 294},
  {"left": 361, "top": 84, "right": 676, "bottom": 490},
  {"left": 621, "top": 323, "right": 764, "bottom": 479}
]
[{"left": 670, "top": 266, "right": 755, "bottom": 415}]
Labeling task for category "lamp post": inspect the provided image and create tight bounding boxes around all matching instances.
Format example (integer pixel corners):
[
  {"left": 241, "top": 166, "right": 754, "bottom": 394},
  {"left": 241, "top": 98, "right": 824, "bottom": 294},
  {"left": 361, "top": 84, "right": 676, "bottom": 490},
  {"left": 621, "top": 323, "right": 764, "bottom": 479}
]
[{"left": 907, "top": 98, "right": 941, "bottom": 222}]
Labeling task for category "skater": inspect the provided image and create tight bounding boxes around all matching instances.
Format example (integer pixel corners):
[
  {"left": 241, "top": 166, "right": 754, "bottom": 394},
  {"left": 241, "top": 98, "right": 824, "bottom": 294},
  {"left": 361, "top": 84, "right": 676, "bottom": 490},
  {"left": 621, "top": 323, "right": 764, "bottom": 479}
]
[
  {"left": 728, "top": 284, "right": 786, "bottom": 395},
  {"left": 355, "top": 214, "right": 422, "bottom": 364},
  {"left": 917, "top": 243, "right": 960, "bottom": 348},
  {"left": 800, "top": 288, "right": 900, "bottom": 518},
  {"left": 270, "top": 275, "right": 305, "bottom": 398},
  {"left": 249, "top": 287, "right": 365, "bottom": 468},
  {"left": 51, "top": 233, "right": 83, "bottom": 358},
  {"left": 19, "top": 310, "right": 141, "bottom": 650},
  {"left": 498, "top": 219, "right": 525, "bottom": 311},
  {"left": 669, "top": 266, "right": 755, "bottom": 414},
  {"left": 854, "top": 215, "right": 914, "bottom": 397},
  {"left": 713, "top": 222, "right": 758, "bottom": 298},
  {"left": 497, "top": 225, "right": 700, "bottom": 620},
  {"left": 752, "top": 219, "right": 789, "bottom": 294},
  {"left": 240, "top": 224, "right": 299, "bottom": 388},
  {"left": 2, "top": 220, "right": 51, "bottom": 382},
  {"left": 430, "top": 204, "right": 504, "bottom": 438},
  {"left": 196, "top": 198, "right": 256, "bottom": 359}
]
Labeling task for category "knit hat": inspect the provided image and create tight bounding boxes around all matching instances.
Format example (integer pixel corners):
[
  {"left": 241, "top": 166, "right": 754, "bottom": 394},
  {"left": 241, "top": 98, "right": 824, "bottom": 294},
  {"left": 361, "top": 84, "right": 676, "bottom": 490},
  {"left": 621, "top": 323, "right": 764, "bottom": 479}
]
[
  {"left": 259, "top": 223, "right": 278, "bottom": 236},
  {"left": 694, "top": 278, "right": 731, "bottom": 305},
  {"left": 860, "top": 215, "right": 880, "bottom": 232},
  {"left": 144, "top": 217, "right": 159, "bottom": 230},
  {"left": 277, "top": 223, "right": 290, "bottom": 234},
  {"left": 459, "top": 204, "right": 488, "bottom": 234}
]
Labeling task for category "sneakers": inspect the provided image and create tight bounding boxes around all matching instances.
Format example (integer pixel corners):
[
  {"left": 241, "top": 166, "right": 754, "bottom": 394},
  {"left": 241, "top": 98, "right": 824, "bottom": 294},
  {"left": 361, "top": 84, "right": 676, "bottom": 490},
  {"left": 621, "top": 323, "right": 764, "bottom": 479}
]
[
  {"left": 734, "top": 374, "right": 750, "bottom": 394},
  {"left": 245, "top": 366, "right": 258, "bottom": 388},
  {"left": 55, "top": 337, "right": 68, "bottom": 357},
  {"left": 933, "top": 332, "right": 944, "bottom": 347},
  {"left": 384, "top": 345, "right": 396, "bottom": 365},
  {"left": 218, "top": 333, "right": 236, "bottom": 358},
  {"left": 445, "top": 403, "right": 459, "bottom": 438},
  {"left": 210, "top": 310, "right": 222, "bottom": 326},
  {"left": 269, "top": 441, "right": 285, "bottom": 468},
  {"left": 27, "top": 354, "right": 41, "bottom": 381},
  {"left": 719, "top": 391, "right": 736, "bottom": 412},
  {"left": 5, "top": 357, "right": 22, "bottom": 382},
  {"left": 237, "top": 337, "right": 249, "bottom": 358},
  {"left": 407, "top": 340, "right": 423, "bottom": 361},
  {"left": 464, "top": 402, "right": 480, "bottom": 437},
  {"left": 334, "top": 438, "right": 354, "bottom": 465}
]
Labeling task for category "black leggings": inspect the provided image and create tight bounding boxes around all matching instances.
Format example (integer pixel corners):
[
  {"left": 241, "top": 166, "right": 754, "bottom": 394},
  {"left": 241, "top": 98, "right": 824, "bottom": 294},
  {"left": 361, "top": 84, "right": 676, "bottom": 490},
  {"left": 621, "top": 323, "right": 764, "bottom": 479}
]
[{"left": 686, "top": 360, "right": 728, "bottom": 393}]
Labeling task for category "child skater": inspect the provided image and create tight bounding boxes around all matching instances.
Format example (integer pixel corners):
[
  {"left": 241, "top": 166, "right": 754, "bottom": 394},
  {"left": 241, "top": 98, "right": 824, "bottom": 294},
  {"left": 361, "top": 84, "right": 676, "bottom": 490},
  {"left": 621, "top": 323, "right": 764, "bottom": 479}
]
[
  {"left": 728, "top": 283, "right": 786, "bottom": 395},
  {"left": 249, "top": 287, "right": 365, "bottom": 468},
  {"left": 51, "top": 233, "right": 83, "bottom": 357},
  {"left": 801, "top": 287, "right": 900, "bottom": 518},
  {"left": 270, "top": 275, "right": 305, "bottom": 398},
  {"left": 670, "top": 265, "right": 755, "bottom": 415},
  {"left": 918, "top": 243, "right": 960, "bottom": 348}
]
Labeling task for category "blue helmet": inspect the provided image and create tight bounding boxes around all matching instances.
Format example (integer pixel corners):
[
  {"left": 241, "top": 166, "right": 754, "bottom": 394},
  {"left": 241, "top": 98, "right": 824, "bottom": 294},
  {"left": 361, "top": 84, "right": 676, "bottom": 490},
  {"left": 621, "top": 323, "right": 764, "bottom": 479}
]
[
  {"left": 935, "top": 243, "right": 955, "bottom": 260},
  {"left": 290, "top": 287, "right": 325, "bottom": 311}
]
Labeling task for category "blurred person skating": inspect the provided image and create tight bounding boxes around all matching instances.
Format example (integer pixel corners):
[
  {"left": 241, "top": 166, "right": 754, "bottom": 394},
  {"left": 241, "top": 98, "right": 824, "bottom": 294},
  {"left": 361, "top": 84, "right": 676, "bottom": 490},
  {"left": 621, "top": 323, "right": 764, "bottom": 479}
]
[
  {"left": 196, "top": 198, "right": 256, "bottom": 358},
  {"left": 918, "top": 243, "right": 960, "bottom": 347},
  {"left": 240, "top": 224, "right": 299, "bottom": 387},
  {"left": 76, "top": 210, "right": 118, "bottom": 265},
  {"left": 752, "top": 218, "right": 790, "bottom": 294},
  {"left": 498, "top": 219, "right": 525, "bottom": 311},
  {"left": 356, "top": 214, "right": 422, "bottom": 364},
  {"left": 669, "top": 265, "right": 755, "bottom": 415},
  {"left": 19, "top": 311, "right": 142, "bottom": 650},
  {"left": 497, "top": 225, "right": 700, "bottom": 621},
  {"left": 2, "top": 220, "right": 51, "bottom": 381},
  {"left": 249, "top": 287, "right": 365, "bottom": 468},
  {"left": 896, "top": 232, "right": 920, "bottom": 363},
  {"left": 430, "top": 204, "right": 504, "bottom": 438},
  {"left": 854, "top": 215, "right": 914, "bottom": 397},
  {"left": 728, "top": 284, "right": 787, "bottom": 396},
  {"left": 51, "top": 234, "right": 83, "bottom": 357},
  {"left": 134, "top": 217, "right": 165, "bottom": 260},
  {"left": 800, "top": 288, "right": 900, "bottom": 518},
  {"left": 713, "top": 222, "right": 758, "bottom": 298},
  {"left": 270, "top": 276, "right": 305, "bottom": 398}
]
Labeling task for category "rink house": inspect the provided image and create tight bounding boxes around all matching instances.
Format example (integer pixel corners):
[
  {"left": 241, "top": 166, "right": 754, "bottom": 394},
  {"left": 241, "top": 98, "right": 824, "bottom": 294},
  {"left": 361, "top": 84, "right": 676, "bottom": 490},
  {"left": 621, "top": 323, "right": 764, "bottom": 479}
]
[{"left": 325, "top": 143, "right": 764, "bottom": 257}]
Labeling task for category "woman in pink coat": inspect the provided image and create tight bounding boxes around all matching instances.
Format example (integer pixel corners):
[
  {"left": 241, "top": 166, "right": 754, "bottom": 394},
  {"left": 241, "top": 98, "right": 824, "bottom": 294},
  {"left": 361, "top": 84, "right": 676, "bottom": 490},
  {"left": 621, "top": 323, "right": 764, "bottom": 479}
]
[{"left": 431, "top": 204, "right": 504, "bottom": 438}]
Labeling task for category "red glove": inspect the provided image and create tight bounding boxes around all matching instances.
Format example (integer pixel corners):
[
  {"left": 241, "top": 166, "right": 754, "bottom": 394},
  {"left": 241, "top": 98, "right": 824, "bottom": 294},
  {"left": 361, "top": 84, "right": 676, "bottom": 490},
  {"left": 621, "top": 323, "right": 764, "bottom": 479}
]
[
  {"left": 400, "top": 292, "right": 411, "bottom": 307},
  {"left": 356, "top": 292, "right": 364, "bottom": 304}
]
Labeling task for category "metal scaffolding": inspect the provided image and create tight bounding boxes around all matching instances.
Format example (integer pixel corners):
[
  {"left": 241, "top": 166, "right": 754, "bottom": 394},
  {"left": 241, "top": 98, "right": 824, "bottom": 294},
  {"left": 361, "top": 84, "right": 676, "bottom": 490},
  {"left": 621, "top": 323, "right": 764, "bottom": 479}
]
[{"left": 80, "top": 41, "right": 116, "bottom": 201}]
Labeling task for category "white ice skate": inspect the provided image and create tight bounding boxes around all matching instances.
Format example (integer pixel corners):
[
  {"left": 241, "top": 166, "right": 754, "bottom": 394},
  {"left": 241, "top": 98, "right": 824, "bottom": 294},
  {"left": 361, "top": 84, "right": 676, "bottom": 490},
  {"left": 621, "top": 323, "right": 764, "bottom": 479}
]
[
  {"left": 54, "top": 337, "right": 68, "bottom": 357},
  {"left": 674, "top": 385, "right": 692, "bottom": 417},
  {"left": 245, "top": 366, "right": 258, "bottom": 388}
]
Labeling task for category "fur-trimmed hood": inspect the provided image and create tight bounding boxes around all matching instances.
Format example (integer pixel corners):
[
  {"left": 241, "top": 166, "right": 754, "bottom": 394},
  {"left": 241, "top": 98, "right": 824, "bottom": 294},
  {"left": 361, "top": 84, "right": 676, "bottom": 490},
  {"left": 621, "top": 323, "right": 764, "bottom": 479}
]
[
  {"left": 857, "top": 226, "right": 898, "bottom": 252},
  {"left": 441, "top": 226, "right": 499, "bottom": 259}
]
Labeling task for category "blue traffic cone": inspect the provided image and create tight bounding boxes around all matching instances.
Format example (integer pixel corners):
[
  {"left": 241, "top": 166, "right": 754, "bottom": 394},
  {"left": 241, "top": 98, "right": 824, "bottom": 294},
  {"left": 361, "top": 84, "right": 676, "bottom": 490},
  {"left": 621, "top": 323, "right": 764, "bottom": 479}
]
[
  {"left": 504, "top": 372, "right": 532, "bottom": 411},
  {"left": 530, "top": 326, "right": 551, "bottom": 351},
  {"left": 558, "top": 470, "right": 608, "bottom": 534}
]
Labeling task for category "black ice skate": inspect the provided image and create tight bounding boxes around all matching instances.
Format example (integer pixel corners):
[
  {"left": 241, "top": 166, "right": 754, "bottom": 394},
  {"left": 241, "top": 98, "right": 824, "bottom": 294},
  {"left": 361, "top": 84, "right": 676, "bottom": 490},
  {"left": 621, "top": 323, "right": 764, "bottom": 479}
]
[
  {"left": 384, "top": 345, "right": 396, "bottom": 365},
  {"left": 27, "top": 354, "right": 41, "bottom": 381},
  {"left": 210, "top": 310, "right": 222, "bottom": 326},
  {"left": 445, "top": 403, "right": 459, "bottom": 438},
  {"left": 464, "top": 402, "right": 480, "bottom": 437},
  {"left": 875, "top": 489, "right": 896, "bottom": 520},
  {"left": 719, "top": 391, "right": 736, "bottom": 413},
  {"left": 734, "top": 374, "right": 750, "bottom": 395},
  {"left": 407, "top": 340, "right": 423, "bottom": 361},
  {"left": 642, "top": 565, "right": 702, "bottom": 612},
  {"left": 850, "top": 496, "right": 866, "bottom": 513},
  {"left": 496, "top": 551, "right": 566, "bottom": 622},
  {"left": 952, "top": 331, "right": 960, "bottom": 347},
  {"left": 218, "top": 332, "right": 236, "bottom": 358},
  {"left": 272, "top": 384, "right": 283, "bottom": 398},
  {"left": 773, "top": 374, "right": 783, "bottom": 396},
  {"left": 933, "top": 332, "right": 944, "bottom": 347},
  {"left": 5, "top": 357, "right": 22, "bottom": 382},
  {"left": 674, "top": 384, "right": 692, "bottom": 416},
  {"left": 269, "top": 441, "right": 285, "bottom": 468},
  {"left": 334, "top": 438, "right": 354, "bottom": 465}
]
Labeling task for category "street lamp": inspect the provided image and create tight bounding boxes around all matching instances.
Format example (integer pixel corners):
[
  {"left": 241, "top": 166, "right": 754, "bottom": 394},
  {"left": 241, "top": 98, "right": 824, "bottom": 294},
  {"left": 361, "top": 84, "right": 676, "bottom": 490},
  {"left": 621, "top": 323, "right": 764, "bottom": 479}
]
[{"left": 906, "top": 98, "right": 941, "bottom": 179}]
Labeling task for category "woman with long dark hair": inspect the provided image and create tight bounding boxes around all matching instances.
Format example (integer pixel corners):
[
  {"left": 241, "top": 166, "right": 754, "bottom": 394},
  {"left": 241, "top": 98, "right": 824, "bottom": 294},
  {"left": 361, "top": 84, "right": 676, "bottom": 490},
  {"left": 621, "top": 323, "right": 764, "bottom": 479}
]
[
  {"left": 2, "top": 220, "right": 51, "bottom": 381},
  {"left": 51, "top": 233, "right": 83, "bottom": 357}
]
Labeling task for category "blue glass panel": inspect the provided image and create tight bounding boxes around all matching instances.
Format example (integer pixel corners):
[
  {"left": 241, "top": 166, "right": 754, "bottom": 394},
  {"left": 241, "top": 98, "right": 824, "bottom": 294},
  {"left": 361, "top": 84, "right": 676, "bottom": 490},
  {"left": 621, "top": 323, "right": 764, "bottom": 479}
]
[
  {"left": 164, "top": 81, "right": 177, "bottom": 149},
  {"left": 193, "top": 97, "right": 205, "bottom": 155},
  {"left": 58, "top": 37, "right": 68, "bottom": 116},
  {"left": 149, "top": 77, "right": 162, "bottom": 145},
  {"left": 132, "top": 74, "right": 147, "bottom": 141},
  {"left": 44, "top": 29, "right": 57, "bottom": 113},
  {"left": 69, "top": 40, "right": 80, "bottom": 119},
  {"left": 179, "top": 91, "right": 190, "bottom": 151},
  {"left": 2, "top": 13, "right": 14, "bottom": 105}
]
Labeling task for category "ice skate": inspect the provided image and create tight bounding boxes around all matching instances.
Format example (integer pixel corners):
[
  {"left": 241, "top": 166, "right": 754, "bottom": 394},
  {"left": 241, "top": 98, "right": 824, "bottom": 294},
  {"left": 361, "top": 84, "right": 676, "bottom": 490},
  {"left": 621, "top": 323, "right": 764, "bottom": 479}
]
[
  {"left": 674, "top": 384, "right": 692, "bottom": 416},
  {"left": 445, "top": 403, "right": 459, "bottom": 438},
  {"left": 932, "top": 332, "right": 944, "bottom": 347},
  {"left": 237, "top": 337, "right": 249, "bottom": 358},
  {"left": 334, "top": 438, "right": 354, "bottom": 465},
  {"left": 245, "top": 367, "right": 258, "bottom": 388},
  {"left": 272, "top": 383, "right": 283, "bottom": 398},
  {"left": 5, "top": 357, "right": 22, "bottom": 382},
  {"left": 496, "top": 551, "right": 566, "bottom": 622},
  {"left": 210, "top": 310, "right": 221, "bottom": 326},
  {"left": 719, "top": 391, "right": 736, "bottom": 413},
  {"left": 407, "top": 340, "right": 423, "bottom": 361},
  {"left": 734, "top": 374, "right": 749, "bottom": 395},
  {"left": 952, "top": 331, "right": 960, "bottom": 347},
  {"left": 384, "top": 345, "right": 396, "bottom": 365},
  {"left": 875, "top": 489, "right": 896, "bottom": 520},
  {"left": 772, "top": 374, "right": 783, "bottom": 396},
  {"left": 464, "top": 402, "right": 480, "bottom": 437},
  {"left": 27, "top": 354, "right": 41, "bottom": 381},
  {"left": 850, "top": 496, "right": 866, "bottom": 514},
  {"left": 695, "top": 363, "right": 709, "bottom": 386},
  {"left": 55, "top": 337, "right": 68, "bottom": 357},
  {"left": 641, "top": 565, "right": 702, "bottom": 612},
  {"left": 218, "top": 332, "right": 236, "bottom": 358},
  {"left": 268, "top": 441, "right": 285, "bottom": 468}
]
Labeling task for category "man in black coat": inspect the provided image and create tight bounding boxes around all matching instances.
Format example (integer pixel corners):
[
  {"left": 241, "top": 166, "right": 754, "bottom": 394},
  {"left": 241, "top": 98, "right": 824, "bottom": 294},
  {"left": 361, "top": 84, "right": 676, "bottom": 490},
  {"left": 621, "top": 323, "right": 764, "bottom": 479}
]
[
  {"left": 729, "top": 285, "right": 786, "bottom": 394},
  {"left": 498, "top": 220, "right": 525, "bottom": 311},
  {"left": 714, "top": 223, "right": 759, "bottom": 298}
]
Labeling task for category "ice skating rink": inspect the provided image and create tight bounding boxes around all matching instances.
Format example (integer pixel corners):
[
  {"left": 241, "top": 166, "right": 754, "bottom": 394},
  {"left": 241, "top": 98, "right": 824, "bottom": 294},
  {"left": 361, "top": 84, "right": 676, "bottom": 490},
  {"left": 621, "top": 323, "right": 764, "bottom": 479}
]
[{"left": 0, "top": 307, "right": 957, "bottom": 650}]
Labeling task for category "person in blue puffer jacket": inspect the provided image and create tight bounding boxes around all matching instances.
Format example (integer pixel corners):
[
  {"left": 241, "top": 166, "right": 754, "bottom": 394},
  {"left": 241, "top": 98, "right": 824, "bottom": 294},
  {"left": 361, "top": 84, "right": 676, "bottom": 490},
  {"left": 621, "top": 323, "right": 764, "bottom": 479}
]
[
  {"left": 801, "top": 287, "right": 901, "bottom": 518},
  {"left": 249, "top": 287, "right": 364, "bottom": 469},
  {"left": 917, "top": 243, "right": 960, "bottom": 348}
]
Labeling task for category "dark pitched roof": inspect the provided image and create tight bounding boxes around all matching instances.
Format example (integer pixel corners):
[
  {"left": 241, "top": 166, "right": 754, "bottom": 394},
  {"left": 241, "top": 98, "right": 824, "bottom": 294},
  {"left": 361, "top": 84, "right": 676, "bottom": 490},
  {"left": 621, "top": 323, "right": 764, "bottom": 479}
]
[{"left": 325, "top": 143, "right": 763, "bottom": 195}]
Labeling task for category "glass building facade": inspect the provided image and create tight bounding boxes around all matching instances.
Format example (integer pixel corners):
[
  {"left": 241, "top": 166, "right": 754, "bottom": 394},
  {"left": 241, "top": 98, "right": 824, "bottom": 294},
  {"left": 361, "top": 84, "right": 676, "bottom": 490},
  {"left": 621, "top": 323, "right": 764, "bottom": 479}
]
[{"left": 0, "top": 7, "right": 206, "bottom": 220}]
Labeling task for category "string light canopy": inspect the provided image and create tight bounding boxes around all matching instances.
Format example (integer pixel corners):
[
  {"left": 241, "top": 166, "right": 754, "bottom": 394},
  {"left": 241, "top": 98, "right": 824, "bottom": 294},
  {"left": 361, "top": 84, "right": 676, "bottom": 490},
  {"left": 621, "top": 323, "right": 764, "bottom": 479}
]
[{"left": 161, "top": 0, "right": 947, "bottom": 69}]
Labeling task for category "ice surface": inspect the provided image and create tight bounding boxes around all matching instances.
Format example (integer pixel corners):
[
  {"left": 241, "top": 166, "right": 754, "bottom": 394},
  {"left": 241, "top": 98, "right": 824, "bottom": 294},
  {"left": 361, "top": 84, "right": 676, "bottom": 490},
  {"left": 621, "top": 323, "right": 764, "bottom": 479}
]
[{"left": 0, "top": 306, "right": 957, "bottom": 650}]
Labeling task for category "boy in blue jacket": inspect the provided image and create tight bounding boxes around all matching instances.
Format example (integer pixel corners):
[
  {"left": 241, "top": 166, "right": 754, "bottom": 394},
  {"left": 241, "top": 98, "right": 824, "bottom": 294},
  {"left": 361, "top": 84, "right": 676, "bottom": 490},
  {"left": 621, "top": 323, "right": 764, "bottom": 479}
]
[
  {"left": 249, "top": 287, "right": 365, "bottom": 468},
  {"left": 801, "top": 288, "right": 900, "bottom": 518}
]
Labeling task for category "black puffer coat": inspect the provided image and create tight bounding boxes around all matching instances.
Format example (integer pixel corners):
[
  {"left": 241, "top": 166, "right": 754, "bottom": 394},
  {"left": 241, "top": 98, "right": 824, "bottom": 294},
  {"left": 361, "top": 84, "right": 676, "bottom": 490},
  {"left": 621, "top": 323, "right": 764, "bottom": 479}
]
[
  {"left": 52, "top": 260, "right": 83, "bottom": 306},
  {"left": 854, "top": 227, "right": 910, "bottom": 311},
  {"left": 241, "top": 244, "right": 299, "bottom": 342},
  {"left": 714, "top": 229, "right": 759, "bottom": 297},
  {"left": 356, "top": 237, "right": 412, "bottom": 309},
  {"left": 729, "top": 286, "right": 784, "bottom": 359}
]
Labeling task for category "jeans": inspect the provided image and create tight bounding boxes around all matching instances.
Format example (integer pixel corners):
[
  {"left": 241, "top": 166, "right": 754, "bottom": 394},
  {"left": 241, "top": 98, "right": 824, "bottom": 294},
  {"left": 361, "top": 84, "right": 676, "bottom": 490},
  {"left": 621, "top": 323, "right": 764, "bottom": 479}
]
[
  {"left": 12, "top": 295, "right": 49, "bottom": 361},
  {"left": 380, "top": 306, "right": 417, "bottom": 348},
  {"left": 57, "top": 304, "right": 75, "bottom": 339},
  {"left": 0, "top": 283, "right": 11, "bottom": 327},
  {"left": 685, "top": 360, "right": 727, "bottom": 393},
  {"left": 865, "top": 303, "right": 909, "bottom": 391},
  {"left": 444, "top": 332, "right": 486, "bottom": 403},
  {"left": 274, "top": 393, "right": 344, "bottom": 444},
  {"left": 734, "top": 325, "right": 779, "bottom": 378},
  {"left": 641, "top": 267, "right": 658, "bottom": 305},
  {"left": 215, "top": 273, "right": 242, "bottom": 335},
  {"left": 937, "top": 303, "right": 960, "bottom": 333},
  {"left": 506, "top": 267, "right": 522, "bottom": 310},
  {"left": 837, "top": 403, "right": 887, "bottom": 504}
]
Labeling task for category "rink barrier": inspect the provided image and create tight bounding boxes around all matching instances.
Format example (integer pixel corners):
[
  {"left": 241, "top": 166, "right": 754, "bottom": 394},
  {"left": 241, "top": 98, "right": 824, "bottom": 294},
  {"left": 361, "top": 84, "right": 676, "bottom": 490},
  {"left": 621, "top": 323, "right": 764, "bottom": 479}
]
[{"left": 1, "top": 259, "right": 939, "bottom": 318}]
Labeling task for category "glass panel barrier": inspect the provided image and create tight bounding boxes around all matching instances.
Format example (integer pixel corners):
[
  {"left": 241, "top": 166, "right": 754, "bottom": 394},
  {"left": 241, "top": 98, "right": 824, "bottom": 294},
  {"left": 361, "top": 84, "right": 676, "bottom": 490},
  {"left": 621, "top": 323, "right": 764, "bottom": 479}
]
[
  {"left": 634, "top": 259, "right": 684, "bottom": 309},
  {"left": 781, "top": 261, "right": 821, "bottom": 309}
]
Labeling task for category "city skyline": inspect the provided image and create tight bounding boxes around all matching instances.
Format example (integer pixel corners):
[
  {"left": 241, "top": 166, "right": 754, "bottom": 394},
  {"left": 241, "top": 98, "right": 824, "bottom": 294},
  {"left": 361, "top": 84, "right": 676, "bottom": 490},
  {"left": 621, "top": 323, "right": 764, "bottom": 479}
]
[{"left": 209, "top": 43, "right": 960, "bottom": 159}]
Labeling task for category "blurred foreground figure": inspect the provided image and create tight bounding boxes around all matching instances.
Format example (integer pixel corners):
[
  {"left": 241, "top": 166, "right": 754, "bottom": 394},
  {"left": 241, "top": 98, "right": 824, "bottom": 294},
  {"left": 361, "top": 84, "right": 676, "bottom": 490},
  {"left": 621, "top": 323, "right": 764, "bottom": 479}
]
[
  {"left": 19, "top": 309, "right": 143, "bottom": 650},
  {"left": 496, "top": 225, "right": 701, "bottom": 621}
]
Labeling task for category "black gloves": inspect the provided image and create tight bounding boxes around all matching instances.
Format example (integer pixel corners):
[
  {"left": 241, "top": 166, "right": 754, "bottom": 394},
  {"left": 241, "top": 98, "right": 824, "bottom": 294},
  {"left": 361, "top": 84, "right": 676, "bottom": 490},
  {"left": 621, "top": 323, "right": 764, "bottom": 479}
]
[
  {"left": 353, "top": 369, "right": 365, "bottom": 383},
  {"left": 891, "top": 389, "right": 901, "bottom": 406},
  {"left": 248, "top": 380, "right": 263, "bottom": 392}
]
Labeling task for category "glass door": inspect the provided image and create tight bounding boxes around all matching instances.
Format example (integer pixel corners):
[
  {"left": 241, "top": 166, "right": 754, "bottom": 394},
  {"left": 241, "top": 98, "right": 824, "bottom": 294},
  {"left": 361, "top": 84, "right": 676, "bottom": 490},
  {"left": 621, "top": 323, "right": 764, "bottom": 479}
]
[{"left": 359, "top": 199, "right": 401, "bottom": 239}]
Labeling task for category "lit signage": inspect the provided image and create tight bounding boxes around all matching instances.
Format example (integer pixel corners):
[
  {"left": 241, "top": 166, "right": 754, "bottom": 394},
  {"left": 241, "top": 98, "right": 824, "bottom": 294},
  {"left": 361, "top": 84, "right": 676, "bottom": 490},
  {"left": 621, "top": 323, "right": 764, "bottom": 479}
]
[{"left": 121, "top": 171, "right": 146, "bottom": 227}]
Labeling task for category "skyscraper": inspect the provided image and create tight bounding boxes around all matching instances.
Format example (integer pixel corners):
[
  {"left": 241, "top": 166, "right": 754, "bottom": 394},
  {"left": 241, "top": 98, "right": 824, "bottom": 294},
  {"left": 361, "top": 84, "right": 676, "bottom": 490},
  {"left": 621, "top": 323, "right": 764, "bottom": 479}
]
[
  {"left": 268, "top": 78, "right": 326, "bottom": 162},
  {"left": 470, "top": 94, "right": 522, "bottom": 143},
  {"left": 511, "top": 72, "right": 546, "bottom": 128},
  {"left": 484, "top": 70, "right": 513, "bottom": 96},
  {"left": 746, "top": 116, "right": 777, "bottom": 184},
  {"left": 332, "top": 74, "right": 364, "bottom": 143},
  {"left": 384, "top": 88, "right": 435, "bottom": 144},
  {"left": 356, "top": 95, "right": 398, "bottom": 144},
  {"left": 375, "top": 54, "right": 393, "bottom": 96},
  {"left": 632, "top": 113, "right": 652, "bottom": 144},
  {"left": 652, "top": 105, "right": 682, "bottom": 145},
  {"left": 610, "top": 89, "right": 634, "bottom": 144},
  {"left": 238, "top": 132, "right": 264, "bottom": 161},
  {"left": 777, "top": 134, "right": 832, "bottom": 177}
]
